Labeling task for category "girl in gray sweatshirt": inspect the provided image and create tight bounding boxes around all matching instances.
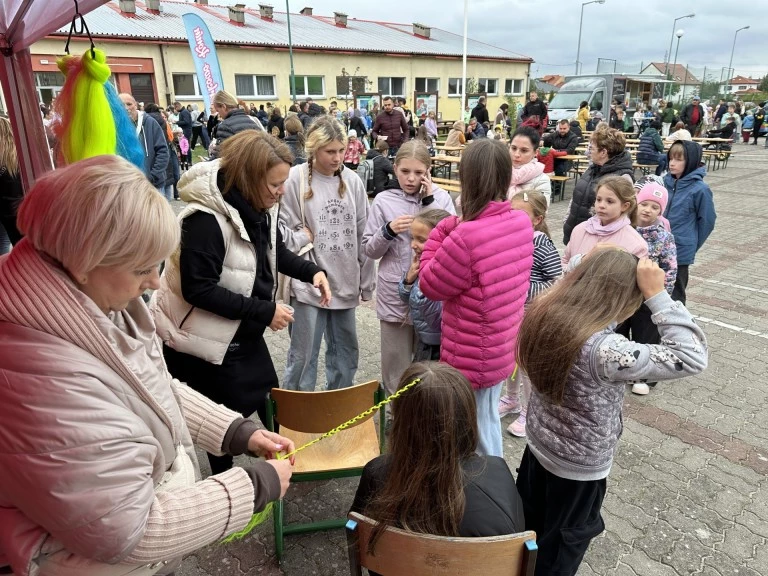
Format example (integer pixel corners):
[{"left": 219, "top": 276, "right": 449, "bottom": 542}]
[
  {"left": 515, "top": 250, "right": 708, "bottom": 576},
  {"left": 279, "top": 117, "right": 375, "bottom": 392}
]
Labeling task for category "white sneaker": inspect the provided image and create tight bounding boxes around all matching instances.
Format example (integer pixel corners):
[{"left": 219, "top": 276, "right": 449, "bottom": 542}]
[{"left": 632, "top": 382, "right": 650, "bottom": 395}]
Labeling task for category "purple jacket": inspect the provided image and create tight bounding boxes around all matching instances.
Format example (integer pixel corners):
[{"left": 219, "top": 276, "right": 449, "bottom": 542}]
[
  {"left": 362, "top": 187, "right": 456, "bottom": 323},
  {"left": 420, "top": 201, "right": 533, "bottom": 389}
]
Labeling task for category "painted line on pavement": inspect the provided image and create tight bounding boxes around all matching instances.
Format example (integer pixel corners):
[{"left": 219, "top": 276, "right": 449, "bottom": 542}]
[
  {"left": 691, "top": 276, "right": 768, "bottom": 297},
  {"left": 694, "top": 316, "right": 768, "bottom": 339}
]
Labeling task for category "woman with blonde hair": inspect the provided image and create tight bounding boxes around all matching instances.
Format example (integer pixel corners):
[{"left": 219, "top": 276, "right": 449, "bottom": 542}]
[
  {"left": 209, "top": 90, "right": 264, "bottom": 158},
  {"left": 0, "top": 116, "right": 22, "bottom": 253},
  {"left": 152, "top": 130, "right": 331, "bottom": 474},
  {"left": 279, "top": 116, "right": 375, "bottom": 391},
  {"left": 0, "top": 155, "right": 297, "bottom": 575}
]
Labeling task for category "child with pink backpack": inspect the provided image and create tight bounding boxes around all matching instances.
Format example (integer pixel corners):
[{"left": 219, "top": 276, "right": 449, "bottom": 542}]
[{"left": 419, "top": 139, "right": 534, "bottom": 457}]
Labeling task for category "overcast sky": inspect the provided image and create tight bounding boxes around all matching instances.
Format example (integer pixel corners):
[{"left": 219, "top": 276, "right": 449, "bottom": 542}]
[{"left": 238, "top": 0, "right": 766, "bottom": 81}]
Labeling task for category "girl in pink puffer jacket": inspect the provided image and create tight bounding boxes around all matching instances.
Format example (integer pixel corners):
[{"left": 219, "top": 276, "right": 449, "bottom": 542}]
[{"left": 420, "top": 139, "right": 533, "bottom": 457}]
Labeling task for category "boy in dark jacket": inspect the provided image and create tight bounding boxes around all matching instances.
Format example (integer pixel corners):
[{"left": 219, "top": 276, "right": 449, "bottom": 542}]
[
  {"left": 663, "top": 141, "right": 716, "bottom": 304},
  {"left": 365, "top": 140, "right": 394, "bottom": 196},
  {"left": 636, "top": 120, "right": 666, "bottom": 175}
]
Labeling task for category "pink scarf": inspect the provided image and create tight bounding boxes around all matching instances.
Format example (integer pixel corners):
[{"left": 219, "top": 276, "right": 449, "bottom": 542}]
[
  {"left": 507, "top": 160, "right": 545, "bottom": 198},
  {"left": 584, "top": 215, "right": 631, "bottom": 236}
]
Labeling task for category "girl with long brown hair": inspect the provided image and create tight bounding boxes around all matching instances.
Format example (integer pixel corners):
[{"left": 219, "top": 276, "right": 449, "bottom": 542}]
[
  {"left": 279, "top": 116, "right": 375, "bottom": 391},
  {"left": 0, "top": 116, "right": 23, "bottom": 253},
  {"left": 419, "top": 138, "right": 533, "bottom": 457},
  {"left": 516, "top": 250, "right": 708, "bottom": 575},
  {"left": 351, "top": 361, "right": 524, "bottom": 565}
]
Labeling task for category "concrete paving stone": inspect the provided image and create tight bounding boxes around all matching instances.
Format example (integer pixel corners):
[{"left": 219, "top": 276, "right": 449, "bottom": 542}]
[
  {"left": 702, "top": 550, "right": 762, "bottom": 576},
  {"left": 716, "top": 522, "right": 765, "bottom": 565},
  {"left": 576, "top": 561, "right": 600, "bottom": 576},
  {"left": 704, "top": 458, "right": 763, "bottom": 493},
  {"left": 747, "top": 541, "right": 768, "bottom": 573},
  {"left": 226, "top": 532, "right": 274, "bottom": 573},
  {"left": 619, "top": 548, "right": 685, "bottom": 576},
  {"left": 632, "top": 518, "right": 684, "bottom": 562},
  {"left": 657, "top": 505, "right": 725, "bottom": 548},
  {"left": 604, "top": 564, "right": 638, "bottom": 576},
  {"left": 660, "top": 492, "right": 733, "bottom": 536},
  {"left": 602, "top": 508, "right": 645, "bottom": 544},
  {"left": 710, "top": 488, "right": 753, "bottom": 521},
  {"left": 582, "top": 531, "right": 630, "bottom": 574},
  {"left": 735, "top": 511, "right": 768, "bottom": 540},
  {"left": 666, "top": 534, "right": 717, "bottom": 574}
]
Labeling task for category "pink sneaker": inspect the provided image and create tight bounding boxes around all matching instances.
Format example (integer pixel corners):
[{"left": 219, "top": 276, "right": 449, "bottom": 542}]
[
  {"left": 507, "top": 410, "right": 527, "bottom": 437},
  {"left": 498, "top": 394, "right": 521, "bottom": 417}
]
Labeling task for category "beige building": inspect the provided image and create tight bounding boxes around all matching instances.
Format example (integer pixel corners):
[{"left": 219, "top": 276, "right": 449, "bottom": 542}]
[{"left": 20, "top": 0, "right": 532, "bottom": 121}]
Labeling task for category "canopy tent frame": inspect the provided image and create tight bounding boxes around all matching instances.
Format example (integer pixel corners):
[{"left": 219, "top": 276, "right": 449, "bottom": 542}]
[{"left": 0, "top": 0, "right": 108, "bottom": 190}]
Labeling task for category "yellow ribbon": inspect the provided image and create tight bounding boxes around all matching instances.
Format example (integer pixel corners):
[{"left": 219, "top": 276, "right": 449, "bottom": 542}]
[{"left": 221, "top": 378, "right": 422, "bottom": 543}]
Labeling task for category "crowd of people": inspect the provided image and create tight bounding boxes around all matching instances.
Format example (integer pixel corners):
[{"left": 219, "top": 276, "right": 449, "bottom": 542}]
[{"left": 0, "top": 82, "right": 725, "bottom": 576}]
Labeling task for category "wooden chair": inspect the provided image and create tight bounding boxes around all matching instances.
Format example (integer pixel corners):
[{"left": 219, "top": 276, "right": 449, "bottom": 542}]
[
  {"left": 266, "top": 381, "right": 385, "bottom": 560},
  {"left": 346, "top": 512, "right": 538, "bottom": 576}
]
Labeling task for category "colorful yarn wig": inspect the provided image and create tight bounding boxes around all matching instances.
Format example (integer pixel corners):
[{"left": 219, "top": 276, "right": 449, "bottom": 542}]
[{"left": 53, "top": 48, "right": 144, "bottom": 168}]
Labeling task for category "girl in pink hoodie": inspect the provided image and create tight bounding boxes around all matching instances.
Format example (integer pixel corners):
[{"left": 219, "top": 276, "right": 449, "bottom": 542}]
[
  {"left": 420, "top": 139, "right": 534, "bottom": 457},
  {"left": 563, "top": 175, "right": 648, "bottom": 268}
]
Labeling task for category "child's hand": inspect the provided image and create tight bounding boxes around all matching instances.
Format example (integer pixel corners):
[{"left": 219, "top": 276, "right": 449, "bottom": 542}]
[
  {"left": 420, "top": 173, "right": 434, "bottom": 197},
  {"left": 389, "top": 215, "right": 414, "bottom": 235},
  {"left": 636, "top": 258, "right": 665, "bottom": 300},
  {"left": 405, "top": 253, "right": 420, "bottom": 284}
]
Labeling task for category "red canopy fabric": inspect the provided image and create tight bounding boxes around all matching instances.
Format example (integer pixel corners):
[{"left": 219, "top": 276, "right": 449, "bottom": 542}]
[{"left": 1, "top": 0, "right": 108, "bottom": 189}]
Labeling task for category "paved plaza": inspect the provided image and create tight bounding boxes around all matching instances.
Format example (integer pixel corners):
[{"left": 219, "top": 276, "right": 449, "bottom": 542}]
[{"left": 177, "top": 142, "right": 768, "bottom": 576}]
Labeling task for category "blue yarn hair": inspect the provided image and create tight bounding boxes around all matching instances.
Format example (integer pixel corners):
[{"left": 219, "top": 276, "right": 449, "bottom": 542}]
[{"left": 105, "top": 82, "right": 144, "bottom": 169}]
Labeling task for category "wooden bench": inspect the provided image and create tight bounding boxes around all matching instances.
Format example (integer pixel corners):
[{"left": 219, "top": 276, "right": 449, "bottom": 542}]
[
  {"left": 703, "top": 150, "right": 733, "bottom": 171},
  {"left": 548, "top": 175, "right": 569, "bottom": 202},
  {"left": 632, "top": 163, "right": 659, "bottom": 177},
  {"left": 432, "top": 177, "right": 461, "bottom": 194}
]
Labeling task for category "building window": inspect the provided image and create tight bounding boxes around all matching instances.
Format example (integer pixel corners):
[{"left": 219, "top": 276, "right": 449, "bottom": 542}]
[
  {"left": 294, "top": 75, "right": 325, "bottom": 98},
  {"left": 35, "top": 71, "right": 66, "bottom": 106},
  {"left": 415, "top": 77, "right": 440, "bottom": 93},
  {"left": 448, "top": 77, "right": 464, "bottom": 96},
  {"left": 172, "top": 73, "right": 201, "bottom": 97},
  {"left": 478, "top": 78, "right": 498, "bottom": 95},
  {"left": 505, "top": 79, "right": 524, "bottom": 95},
  {"left": 235, "top": 74, "right": 276, "bottom": 98},
  {"left": 378, "top": 77, "right": 406, "bottom": 97},
  {"left": 335, "top": 76, "right": 368, "bottom": 97}
]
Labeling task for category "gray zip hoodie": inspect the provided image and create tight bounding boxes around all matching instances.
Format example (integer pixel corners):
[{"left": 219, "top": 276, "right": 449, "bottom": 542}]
[
  {"left": 279, "top": 163, "right": 375, "bottom": 309},
  {"left": 526, "top": 291, "right": 708, "bottom": 481}
]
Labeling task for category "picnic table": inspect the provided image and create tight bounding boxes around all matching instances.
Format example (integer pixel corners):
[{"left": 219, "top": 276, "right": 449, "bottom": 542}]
[{"left": 431, "top": 154, "right": 461, "bottom": 179}]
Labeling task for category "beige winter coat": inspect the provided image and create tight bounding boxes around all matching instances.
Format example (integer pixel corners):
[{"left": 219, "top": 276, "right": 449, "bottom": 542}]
[
  {"left": 0, "top": 241, "right": 259, "bottom": 576},
  {"left": 151, "top": 159, "right": 278, "bottom": 365}
]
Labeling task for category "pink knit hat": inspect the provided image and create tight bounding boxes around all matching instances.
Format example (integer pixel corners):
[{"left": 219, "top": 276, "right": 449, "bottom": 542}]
[{"left": 636, "top": 182, "right": 668, "bottom": 213}]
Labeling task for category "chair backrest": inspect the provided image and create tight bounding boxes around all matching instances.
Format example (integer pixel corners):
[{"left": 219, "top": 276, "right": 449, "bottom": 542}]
[
  {"left": 270, "top": 380, "right": 380, "bottom": 433},
  {"left": 346, "top": 512, "right": 537, "bottom": 576}
]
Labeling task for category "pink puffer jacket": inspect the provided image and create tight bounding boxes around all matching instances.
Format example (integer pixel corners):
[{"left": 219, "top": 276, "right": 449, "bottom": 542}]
[{"left": 419, "top": 201, "right": 533, "bottom": 389}]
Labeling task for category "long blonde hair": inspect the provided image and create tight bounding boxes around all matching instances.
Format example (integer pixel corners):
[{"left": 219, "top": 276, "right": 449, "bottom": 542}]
[
  {"left": 0, "top": 117, "right": 19, "bottom": 175},
  {"left": 517, "top": 249, "right": 643, "bottom": 404},
  {"left": 510, "top": 191, "right": 550, "bottom": 238},
  {"left": 305, "top": 116, "right": 347, "bottom": 200}
]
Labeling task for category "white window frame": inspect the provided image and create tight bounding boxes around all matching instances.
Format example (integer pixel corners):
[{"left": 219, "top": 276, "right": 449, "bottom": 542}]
[
  {"left": 504, "top": 78, "right": 524, "bottom": 96},
  {"left": 415, "top": 77, "right": 440, "bottom": 93},
  {"left": 235, "top": 74, "right": 277, "bottom": 99},
  {"left": 378, "top": 76, "right": 406, "bottom": 98},
  {"left": 294, "top": 75, "right": 325, "bottom": 98},
  {"left": 447, "top": 77, "right": 464, "bottom": 97},
  {"left": 478, "top": 78, "right": 498, "bottom": 96},
  {"left": 172, "top": 73, "right": 201, "bottom": 100}
]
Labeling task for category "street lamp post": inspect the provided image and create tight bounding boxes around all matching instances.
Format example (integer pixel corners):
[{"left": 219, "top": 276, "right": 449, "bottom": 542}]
[
  {"left": 663, "top": 13, "right": 695, "bottom": 97},
  {"left": 726, "top": 26, "right": 750, "bottom": 95},
  {"left": 286, "top": 0, "right": 297, "bottom": 102},
  {"left": 669, "top": 29, "right": 684, "bottom": 102},
  {"left": 575, "top": 0, "right": 605, "bottom": 76}
]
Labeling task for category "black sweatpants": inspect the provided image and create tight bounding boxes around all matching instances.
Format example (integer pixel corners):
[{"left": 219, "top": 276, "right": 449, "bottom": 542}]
[
  {"left": 753, "top": 120, "right": 764, "bottom": 144},
  {"left": 516, "top": 447, "right": 606, "bottom": 576},
  {"left": 671, "top": 264, "right": 689, "bottom": 305}
]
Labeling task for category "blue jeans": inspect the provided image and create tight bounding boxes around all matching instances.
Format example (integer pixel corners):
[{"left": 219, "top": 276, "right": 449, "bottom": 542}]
[
  {"left": 0, "top": 222, "right": 10, "bottom": 255},
  {"left": 283, "top": 299, "right": 359, "bottom": 391},
  {"left": 156, "top": 185, "right": 173, "bottom": 202},
  {"left": 474, "top": 381, "right": 504, "bottom": 457}
]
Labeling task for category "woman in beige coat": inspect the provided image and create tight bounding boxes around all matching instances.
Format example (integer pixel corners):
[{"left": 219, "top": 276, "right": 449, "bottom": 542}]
[{"left": 0, "top": 156, "right": 294, "bottom": 576}]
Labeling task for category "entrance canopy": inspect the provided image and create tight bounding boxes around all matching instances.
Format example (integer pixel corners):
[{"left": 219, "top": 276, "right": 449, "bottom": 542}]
[{"left": 1, "top": 0, "right": 107, "bottom": 189}]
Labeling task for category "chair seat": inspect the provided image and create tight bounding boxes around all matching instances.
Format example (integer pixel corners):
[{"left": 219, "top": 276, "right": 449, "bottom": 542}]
[{"left": 281, "top": 419, "right": 380, "bottom": 474}]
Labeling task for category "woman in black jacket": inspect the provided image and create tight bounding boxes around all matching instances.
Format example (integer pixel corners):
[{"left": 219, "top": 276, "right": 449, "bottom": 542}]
[
  {"left": 364, "top": 140, "right": 394, "bottom": 196},
  {"left": 352, "top": 361, "right": 524, "bottom": 564},
  {"left": 267, "top": 107, "right": 285, "bottom": 139},
  {"left": 562, "top": 125, "right": 634, "bottom": 244},
  {"left": 0, "top": 116, "right": 23, "bottom": 253}
]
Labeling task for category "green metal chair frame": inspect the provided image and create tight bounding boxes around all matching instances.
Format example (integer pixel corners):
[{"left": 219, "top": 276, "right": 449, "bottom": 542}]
[{"left": 266, "top": 382, "right": 386, "bottom": 561}]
